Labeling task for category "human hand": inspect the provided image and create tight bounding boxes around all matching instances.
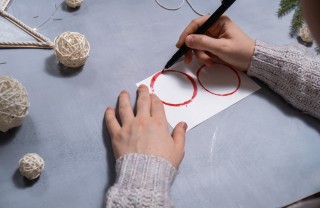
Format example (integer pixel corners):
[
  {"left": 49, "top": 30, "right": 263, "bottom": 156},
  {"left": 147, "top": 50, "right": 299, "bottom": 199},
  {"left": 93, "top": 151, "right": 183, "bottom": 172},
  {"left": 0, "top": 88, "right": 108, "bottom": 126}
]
[
  {"left": 176, "top": 15, "right": 255, "bottom": 71},
  {"left": 105, "top": 85, "right": 187, "bottom": 168}
]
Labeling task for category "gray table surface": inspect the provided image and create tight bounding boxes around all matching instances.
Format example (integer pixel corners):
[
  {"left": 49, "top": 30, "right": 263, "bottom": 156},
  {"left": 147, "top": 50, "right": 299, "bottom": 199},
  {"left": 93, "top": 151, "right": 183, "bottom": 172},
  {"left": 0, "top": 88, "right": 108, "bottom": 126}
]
[{"left": 1, "top": 0, "right": 320, "bottom": 207}]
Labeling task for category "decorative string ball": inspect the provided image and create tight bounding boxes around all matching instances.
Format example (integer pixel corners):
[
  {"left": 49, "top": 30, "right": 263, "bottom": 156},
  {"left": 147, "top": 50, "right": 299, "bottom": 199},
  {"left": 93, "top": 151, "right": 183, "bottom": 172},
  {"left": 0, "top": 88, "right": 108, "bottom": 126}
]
[
  {"left": 65, "top": 0, "right": 83, "bottom": 8},
  {"left": 0, "top": 76, "right": 29, "bottom": 133},
  {"left": 19, "top": 153, "right": 45, "bottom": 180},
  {"left": 54, "top": 31, "right": 90, "bottom": 68},
  {"left": 299, "top": 24, "right": 313, "bottom": 43}
]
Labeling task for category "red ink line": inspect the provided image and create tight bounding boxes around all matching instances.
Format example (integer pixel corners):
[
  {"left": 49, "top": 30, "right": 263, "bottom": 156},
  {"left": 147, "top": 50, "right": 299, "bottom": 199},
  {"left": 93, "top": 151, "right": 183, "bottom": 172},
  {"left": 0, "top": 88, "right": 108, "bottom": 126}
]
[
  {"left": 150, "top": 70, "right": 198, "bottom": 107},
  {"left": 197, "top": 64, "right": 241, "bottom": 96}
]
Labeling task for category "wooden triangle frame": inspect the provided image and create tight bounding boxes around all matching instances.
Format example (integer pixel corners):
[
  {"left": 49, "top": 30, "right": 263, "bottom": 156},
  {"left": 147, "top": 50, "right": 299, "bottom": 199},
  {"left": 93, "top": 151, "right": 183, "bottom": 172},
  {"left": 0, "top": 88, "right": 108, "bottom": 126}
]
[{"left": 0, "top": 0, "right": 54, "bottom": 49}]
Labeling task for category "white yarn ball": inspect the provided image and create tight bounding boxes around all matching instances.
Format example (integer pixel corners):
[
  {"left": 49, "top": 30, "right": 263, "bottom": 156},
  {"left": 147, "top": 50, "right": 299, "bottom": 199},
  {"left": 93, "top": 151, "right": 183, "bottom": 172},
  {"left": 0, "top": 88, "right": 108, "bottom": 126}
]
[
  {"left": 54, "top": 31, "right": 90, "bottom": 68},
  {"left": 0, "top": 76, "right": 29, "bottom": 132},
  {"left": 300, "top": 24, "right": 313, "bottom": 43},
  {"left": 19, "top": 153, "right": 45, "bottom": 180},
  {"left": 65, "top": 0, "right": 83, "bottom": 8}
]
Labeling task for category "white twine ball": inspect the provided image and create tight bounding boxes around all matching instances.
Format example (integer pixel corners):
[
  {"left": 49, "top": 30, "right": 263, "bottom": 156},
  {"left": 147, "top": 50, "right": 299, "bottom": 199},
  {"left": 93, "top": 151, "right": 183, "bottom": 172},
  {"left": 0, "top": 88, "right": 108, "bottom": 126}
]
[
  {"left": 19, "top": 153, "right": 45, "bottom": 180},
  {"left": 300, "top": 24, "right": 313, "bottom": 43},
  {"left": 54, "top": 31, "right": 90, "bottom": 68},
  {"left": 0, "top": 76, "right": 29, "bottom": 132},
  {"left": 65, "top": 0, "right": 83, "bottom": 8}
]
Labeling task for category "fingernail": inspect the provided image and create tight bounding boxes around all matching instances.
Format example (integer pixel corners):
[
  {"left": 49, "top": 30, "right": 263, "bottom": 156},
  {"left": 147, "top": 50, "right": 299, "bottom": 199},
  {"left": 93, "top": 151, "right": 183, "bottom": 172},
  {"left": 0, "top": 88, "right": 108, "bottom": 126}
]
[
  {"left": 176, "top": 41, "right": 181, "bottom": 48},
  {"left": 105, "top": 107, "right": 112, "bottom": 114},
  {"left": 139, "top": 84, "right": 147, "bottom": 89},
  {"left": 186, "top": 35, "right": 194, "bottom": 46},
  {"left": 120, "top": 90, "right": 127, "bottom": 94},
  {"left": 181, "top": 122, "right": 188, "bottom": 131}
]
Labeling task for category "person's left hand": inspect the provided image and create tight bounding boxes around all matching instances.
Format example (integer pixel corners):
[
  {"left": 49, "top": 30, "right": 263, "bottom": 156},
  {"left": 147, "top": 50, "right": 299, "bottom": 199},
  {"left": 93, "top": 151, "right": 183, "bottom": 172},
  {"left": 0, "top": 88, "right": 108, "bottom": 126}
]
[{"left": 105, "top": 84, "right": 187, "bottom": 168}]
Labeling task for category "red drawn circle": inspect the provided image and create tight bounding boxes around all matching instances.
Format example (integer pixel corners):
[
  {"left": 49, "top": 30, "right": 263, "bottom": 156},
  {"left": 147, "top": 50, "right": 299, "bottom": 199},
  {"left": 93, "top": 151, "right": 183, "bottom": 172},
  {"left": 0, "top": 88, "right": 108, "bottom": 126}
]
[
  {"left": 197, "top": 64, "right": 241, "bottom": 96},
  {"left": 150, "top": 70, "right": 198, "bottom": 107}
]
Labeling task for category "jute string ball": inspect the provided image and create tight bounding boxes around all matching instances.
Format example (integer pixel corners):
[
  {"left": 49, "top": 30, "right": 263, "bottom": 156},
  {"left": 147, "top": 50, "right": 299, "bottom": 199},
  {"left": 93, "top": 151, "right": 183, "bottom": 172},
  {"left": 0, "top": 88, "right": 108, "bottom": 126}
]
[
  {"left": 19, "top": 153, "right": 45, "bottom": 180},
  {"left": 65, "top": 0, "right": 83, "bottom": 8},
  {"left": 0, "top": 76, "right": 29, "bottom": 132},
  {"left": 300, "top": 23, "right": 313, "bottom": 43},
  {"left": 54, "top": 31, "right": 90, "bottom": 68}
]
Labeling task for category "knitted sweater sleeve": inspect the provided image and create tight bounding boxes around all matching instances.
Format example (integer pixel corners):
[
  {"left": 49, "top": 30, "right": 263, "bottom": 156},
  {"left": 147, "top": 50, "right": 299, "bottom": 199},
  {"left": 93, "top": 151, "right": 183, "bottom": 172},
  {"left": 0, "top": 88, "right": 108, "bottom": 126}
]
[
  {"left": 248, "top": 40, "right": 320, "bottom": 119},
  {"left": 106, "top": 153, "right": 176, "bottom": 208}
]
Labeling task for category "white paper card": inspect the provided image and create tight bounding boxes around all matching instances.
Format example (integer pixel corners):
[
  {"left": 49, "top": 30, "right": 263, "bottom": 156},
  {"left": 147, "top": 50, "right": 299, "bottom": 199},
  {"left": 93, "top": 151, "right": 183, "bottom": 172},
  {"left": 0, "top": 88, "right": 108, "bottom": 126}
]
[{"left": 136, "top": 60, "right": 260, "bottom": 131}]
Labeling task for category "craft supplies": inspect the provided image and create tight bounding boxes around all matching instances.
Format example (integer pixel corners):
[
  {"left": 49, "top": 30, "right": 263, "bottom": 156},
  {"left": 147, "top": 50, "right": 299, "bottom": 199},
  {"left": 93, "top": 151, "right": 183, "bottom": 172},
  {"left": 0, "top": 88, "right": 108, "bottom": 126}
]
[
  {"left": 65, "top": 0, "right": 83, "bottom": 8},
  {"left": 0, "top": 76, "right": 29, "bottom": 132},
  {"left": 54, "top": 32, "right": 90, "bottom": 68},
  {"left": 19, "top": 153, "right": 45, "bottom": 180}
]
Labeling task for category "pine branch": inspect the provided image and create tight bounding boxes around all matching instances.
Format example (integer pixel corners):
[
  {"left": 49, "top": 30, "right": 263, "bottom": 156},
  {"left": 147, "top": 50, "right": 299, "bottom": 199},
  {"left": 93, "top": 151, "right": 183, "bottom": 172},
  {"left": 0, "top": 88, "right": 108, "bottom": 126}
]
[
  {"left": 289, "top": 5, "right": 303, "bottom": 37},
  {"left": 277, "top": 0, "right": 298, "bottom": 17}
]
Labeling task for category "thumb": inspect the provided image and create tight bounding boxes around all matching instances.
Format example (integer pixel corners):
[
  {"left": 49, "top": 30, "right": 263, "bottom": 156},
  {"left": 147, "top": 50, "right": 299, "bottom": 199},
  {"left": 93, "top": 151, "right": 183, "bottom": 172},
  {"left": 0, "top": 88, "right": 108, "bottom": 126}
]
[
  {"left": 172, "top": 122, "right": 187, "bottom": 151},
  {"left": 185, "top": 34, "right": 225, "bottom": 56}
]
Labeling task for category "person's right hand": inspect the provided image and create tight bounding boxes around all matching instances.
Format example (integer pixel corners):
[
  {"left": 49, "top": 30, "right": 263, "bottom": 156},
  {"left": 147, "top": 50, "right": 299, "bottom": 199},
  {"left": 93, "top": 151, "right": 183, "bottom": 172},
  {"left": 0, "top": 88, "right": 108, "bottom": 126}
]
[{"left": 176, "top": 15, "right": 255, "bottom": 71}]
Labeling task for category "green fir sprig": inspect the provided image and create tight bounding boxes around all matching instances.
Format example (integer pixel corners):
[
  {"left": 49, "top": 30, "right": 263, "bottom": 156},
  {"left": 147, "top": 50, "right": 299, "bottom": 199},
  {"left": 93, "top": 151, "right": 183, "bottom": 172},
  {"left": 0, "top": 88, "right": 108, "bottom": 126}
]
[{"left": 277, "top": 0, "right": 303, "bottom": 37}]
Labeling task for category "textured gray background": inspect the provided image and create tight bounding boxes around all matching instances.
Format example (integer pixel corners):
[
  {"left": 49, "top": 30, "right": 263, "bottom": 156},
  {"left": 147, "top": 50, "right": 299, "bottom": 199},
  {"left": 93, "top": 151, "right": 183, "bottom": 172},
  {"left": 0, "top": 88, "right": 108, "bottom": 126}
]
[{"left": 0, "top": 0, "right": 320, "bottom": 207}]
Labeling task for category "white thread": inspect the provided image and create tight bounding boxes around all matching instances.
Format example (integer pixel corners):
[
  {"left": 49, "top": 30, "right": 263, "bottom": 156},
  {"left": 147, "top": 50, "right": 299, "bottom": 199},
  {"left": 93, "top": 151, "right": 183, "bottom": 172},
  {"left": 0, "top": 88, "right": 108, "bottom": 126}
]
[
  {"left": 54, "top": 31, "right": 90, "bottom": 68},
  {"left": 0, "top": 76, "right": 29, "bottom": 132},
  {"left": 155, "top": 0, "right": 184, "bottom": 11},
  {"left": 19, "top": 153, "right": 45, "bottom": 180},
  {"left": 155, "top": 0, "right": 212, "bottom": 16},
  {"left": 36, "top": 1, "right": 64, "bottom": 30},
  {"left": 185, "top": 0, "right": 209, "bottom": 16}
]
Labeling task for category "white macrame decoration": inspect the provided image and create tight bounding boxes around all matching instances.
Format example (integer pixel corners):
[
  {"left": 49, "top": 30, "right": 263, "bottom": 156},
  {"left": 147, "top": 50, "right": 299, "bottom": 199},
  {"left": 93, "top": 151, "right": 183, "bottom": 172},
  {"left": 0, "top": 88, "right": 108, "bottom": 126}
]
[
  {"left": 65, "top": 0, "right": 83, "bottom": 8},
  {"left": 54, "top": 32, "right": 90, "bottom": 68},
  {"left": 19, "top": 153, "right": 45, "bottom": 180},
  {"left": 0, "top": 7, "right": 54, "bottom": 49},
  {"left": 299, "top": 23, "right": 313, "bottom": 43},
  {"left": 1, "top": 0, "right": 10, "bottom": 10},
  {"left": 0, "top": 76, "right": 29, "bottom": 132}
]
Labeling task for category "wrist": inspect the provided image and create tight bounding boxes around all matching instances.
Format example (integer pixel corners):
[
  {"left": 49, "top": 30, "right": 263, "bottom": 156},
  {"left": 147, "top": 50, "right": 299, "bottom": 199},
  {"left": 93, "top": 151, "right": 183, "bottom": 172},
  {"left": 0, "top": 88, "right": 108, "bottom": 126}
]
[{"left": 245, "top": 39, "right": 256, "bottom": 71}]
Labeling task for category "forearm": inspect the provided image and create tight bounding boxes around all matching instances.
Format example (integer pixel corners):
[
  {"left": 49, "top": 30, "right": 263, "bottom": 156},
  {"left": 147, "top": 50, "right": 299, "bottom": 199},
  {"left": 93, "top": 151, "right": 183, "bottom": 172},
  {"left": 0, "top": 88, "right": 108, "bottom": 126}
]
[
  {"left": 106, "top": 153, "right": 176, "bottom": 208},
  {"left": 248, "top": 40, "right": 320, "bottom": 119}
]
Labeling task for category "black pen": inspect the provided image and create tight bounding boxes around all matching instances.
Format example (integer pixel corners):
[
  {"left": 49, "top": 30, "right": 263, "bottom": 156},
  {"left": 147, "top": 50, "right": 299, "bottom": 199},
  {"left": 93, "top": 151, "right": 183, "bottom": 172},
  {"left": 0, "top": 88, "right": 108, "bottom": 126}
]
[{"left": 162, "top": 0, "right": 236, "bottom": 72}]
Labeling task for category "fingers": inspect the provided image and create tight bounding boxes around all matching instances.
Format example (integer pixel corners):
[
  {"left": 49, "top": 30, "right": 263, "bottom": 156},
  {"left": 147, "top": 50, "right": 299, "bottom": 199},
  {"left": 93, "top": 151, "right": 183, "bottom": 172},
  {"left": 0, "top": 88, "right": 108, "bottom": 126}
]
[
  {"left": 185, "top": 34, "right": 225, "bottom": 57},
  {"left": 105, "top": 107, "right": 121, "bottom": 138},
  {"left": 136, "top": 84, "right": 151, "bottom": 117},
  {"left": 205, "top": 15, "right": 231, "bottom": 38},
  {"left": 176, "top": 16, "right": 210, "bottom": 48},
  {"left": 184, "top": 50, "right": 193, "bottom": 64},
  {"left": 172, "top": 122, "right": 187, "bottom": 152},
  {"left": 118, "top": 90, "right": 134, "bottom": 125},
  {"left": 150, "top": 94, "right": 167, "bottom": 121},
  {"left": 194, "top": 50, "right": 213, "bottom": 66}
]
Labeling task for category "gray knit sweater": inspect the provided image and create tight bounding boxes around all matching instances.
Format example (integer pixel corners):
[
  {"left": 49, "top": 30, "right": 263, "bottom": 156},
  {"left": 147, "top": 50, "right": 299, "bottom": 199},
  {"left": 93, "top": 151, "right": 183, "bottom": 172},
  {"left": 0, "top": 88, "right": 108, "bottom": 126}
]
[
  {"left": 106, "top": 40, "right": 320, "bottom": 207},
  {"left": 248, "top": 40, "right": 320, "bottom": 119},
  {"left": 106, "top": 153, "right": 176, "bottom": 208}
]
